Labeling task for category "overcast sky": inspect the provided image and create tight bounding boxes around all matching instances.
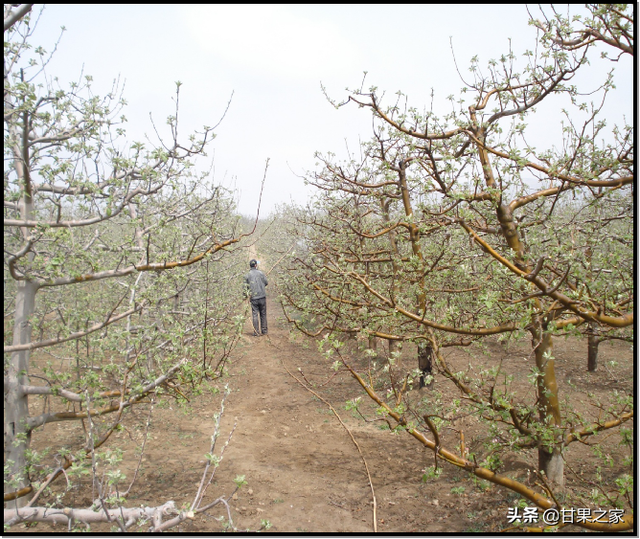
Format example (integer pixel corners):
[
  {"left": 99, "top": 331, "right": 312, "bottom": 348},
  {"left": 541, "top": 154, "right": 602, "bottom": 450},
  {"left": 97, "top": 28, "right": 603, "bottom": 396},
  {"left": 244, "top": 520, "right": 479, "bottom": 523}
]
[{"left": 31, "top": 4, "right": 633, "bottom": 216}]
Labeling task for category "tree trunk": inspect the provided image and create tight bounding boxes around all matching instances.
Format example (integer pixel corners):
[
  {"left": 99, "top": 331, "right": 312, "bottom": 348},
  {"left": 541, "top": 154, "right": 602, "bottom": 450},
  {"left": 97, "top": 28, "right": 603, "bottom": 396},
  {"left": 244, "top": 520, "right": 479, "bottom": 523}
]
[
  {"left": 587, "top": 322, "right": 599, "bottom": 372},
  {"left": 538, "top": 446, "right": 564, "bottom": 487},
  {"left": 417, "top": 342, "right": 433, "bottom": 388},
  {"left": 5, "top": 130, "right": 37, "bottom": 506},
  {"left": 4, "top": 279, "right": 37, "bottom": 507},
  {"left": 532, "top": 328, "right": 564, "bottom": 486}
]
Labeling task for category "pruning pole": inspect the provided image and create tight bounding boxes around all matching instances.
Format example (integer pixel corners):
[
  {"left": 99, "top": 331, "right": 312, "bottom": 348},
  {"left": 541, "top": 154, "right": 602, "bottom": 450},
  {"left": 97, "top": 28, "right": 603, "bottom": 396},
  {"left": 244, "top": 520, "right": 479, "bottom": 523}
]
[{"left": 265, "top": 244, "right": 295, "bottom": 277}]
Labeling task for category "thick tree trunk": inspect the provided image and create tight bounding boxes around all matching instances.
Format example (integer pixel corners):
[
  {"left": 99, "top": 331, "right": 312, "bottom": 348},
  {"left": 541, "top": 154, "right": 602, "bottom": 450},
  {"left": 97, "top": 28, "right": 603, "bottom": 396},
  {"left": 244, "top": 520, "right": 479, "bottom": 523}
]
[
  {"left": 532, "top": 328, "right": 564, "bottom": 486},
  {"left": 4, "top": 279, "right": 37, "bottom": 507},
  {"left": 417, "top": 342, "right": 433, "bottom": 388},
  {"left": 5, "top": 90, "right": 37, "bottom": 507},
  {"left": 472, "top": 121, "right": 565, "bottom": 485},
  {"left": 538, "top": 446, "right": 564, "bottom": 487},
  {"left": 587, "top": 322, "right": 599, "bottom": 372}
]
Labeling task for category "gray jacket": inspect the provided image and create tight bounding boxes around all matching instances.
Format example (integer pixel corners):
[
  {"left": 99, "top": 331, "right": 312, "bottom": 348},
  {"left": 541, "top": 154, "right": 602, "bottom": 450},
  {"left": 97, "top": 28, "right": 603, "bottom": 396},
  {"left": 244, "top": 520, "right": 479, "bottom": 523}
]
[{"left": 244, "top": 268, "right": 268, "bottom": 300}]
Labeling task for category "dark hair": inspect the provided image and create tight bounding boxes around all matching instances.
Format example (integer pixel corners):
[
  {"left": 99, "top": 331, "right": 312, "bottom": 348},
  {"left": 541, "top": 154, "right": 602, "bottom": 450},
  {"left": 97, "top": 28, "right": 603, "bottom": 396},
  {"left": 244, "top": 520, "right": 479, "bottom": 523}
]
[{"left": 249, "top": 259, "right": 257, "bottom": 268}]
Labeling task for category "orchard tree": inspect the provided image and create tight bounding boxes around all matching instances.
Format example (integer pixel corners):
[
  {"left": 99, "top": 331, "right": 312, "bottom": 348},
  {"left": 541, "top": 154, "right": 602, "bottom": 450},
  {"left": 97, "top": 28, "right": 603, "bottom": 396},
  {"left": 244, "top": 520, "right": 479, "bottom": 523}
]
[
  {"left": 4, "top": 5, "right": 256, "bottom": 529},
  {"left": 280, "top": 4, "right": 633, "bottom": 531}
]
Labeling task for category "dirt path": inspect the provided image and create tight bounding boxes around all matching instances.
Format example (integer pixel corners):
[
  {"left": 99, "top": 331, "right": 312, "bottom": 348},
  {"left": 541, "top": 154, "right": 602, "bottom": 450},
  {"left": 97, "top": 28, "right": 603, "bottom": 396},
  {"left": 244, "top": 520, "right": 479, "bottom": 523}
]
[
  {"left": 182, "top": 294, "right": 467, "bottom": 533},
  {"left": 205, "top": 296, "right": 375, "bottom": 532},
  {"left": 224, "top": 250, "right": 377, "bottom": 531}
]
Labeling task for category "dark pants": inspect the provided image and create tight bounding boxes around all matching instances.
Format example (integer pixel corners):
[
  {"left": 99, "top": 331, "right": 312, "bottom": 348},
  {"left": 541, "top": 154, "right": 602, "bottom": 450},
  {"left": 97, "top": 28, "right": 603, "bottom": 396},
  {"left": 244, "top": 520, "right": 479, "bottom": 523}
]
[{"left": 250, "top": 297, "right": 268, "bottom": 335}]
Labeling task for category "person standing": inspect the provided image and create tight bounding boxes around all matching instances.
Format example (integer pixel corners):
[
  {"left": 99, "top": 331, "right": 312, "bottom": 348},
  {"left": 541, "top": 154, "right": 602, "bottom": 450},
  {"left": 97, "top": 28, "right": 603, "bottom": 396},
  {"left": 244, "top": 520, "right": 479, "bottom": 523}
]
[{"left": 244, "top": 259, "right": 268, "bottom": 336}]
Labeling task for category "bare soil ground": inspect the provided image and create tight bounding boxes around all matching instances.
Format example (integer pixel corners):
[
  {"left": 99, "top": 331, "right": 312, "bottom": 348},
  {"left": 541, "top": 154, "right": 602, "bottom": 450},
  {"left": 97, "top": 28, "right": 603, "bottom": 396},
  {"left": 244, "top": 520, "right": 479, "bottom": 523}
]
[{"left": 18, "top": 295, "right": 634, "bottom": 534}]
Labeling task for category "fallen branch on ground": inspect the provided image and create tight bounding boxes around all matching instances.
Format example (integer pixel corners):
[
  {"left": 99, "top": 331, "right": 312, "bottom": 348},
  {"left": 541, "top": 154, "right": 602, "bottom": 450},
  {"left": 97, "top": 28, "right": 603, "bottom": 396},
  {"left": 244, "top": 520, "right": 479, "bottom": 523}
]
[{"left": 3, "top": 501, "right": 191, "bottom": 531}]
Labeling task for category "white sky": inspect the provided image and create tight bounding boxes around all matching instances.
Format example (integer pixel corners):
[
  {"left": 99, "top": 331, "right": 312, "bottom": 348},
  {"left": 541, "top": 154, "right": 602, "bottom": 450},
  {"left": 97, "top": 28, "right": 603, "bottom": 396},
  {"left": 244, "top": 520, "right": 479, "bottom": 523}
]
[{"left": 31, "top": 4, "right": 633, "bottom": 216}]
